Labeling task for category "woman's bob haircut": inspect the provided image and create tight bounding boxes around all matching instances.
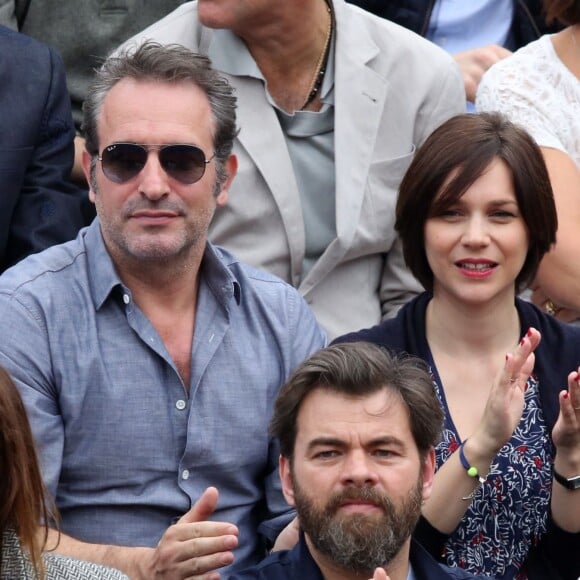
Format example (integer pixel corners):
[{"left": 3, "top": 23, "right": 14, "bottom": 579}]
[{"left": 395, "top": 112, "right": 557, "bottom": 294}]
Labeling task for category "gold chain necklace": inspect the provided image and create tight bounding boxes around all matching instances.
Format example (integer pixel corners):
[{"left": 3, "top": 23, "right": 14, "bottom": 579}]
[{"left": 300, "top": 3, "right": 333, "bottom": 110}]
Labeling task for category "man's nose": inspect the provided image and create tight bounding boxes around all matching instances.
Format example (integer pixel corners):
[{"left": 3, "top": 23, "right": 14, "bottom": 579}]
[
  {"left": 339, "top": 451, "right": 379, "bottom": 487},
  {"left": 138, "top": 152, "right": 171, "bottom": 200}
]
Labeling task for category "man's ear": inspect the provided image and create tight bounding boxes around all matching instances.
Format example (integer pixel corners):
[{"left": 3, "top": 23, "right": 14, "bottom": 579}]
[
  {"left": 421, "top": 447, "right": 436, "bottom": 502},
  {"left": 215, "top": 153, "right": 238, "bottom": 207},
  {"left": 279, "top": 455, "right": 296, "bottom": 507},
  {"left": 82, "top": 149, "right": 97, "bottom": 203}
]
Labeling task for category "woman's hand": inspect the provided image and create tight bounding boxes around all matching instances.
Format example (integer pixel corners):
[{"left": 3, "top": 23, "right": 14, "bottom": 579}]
[
  {"left": 552, "top": 369, "right": 580, "bottom": 461},
  {"left": 550, "top": 369, "right": 580, "bottom": 533},
  {"left": 472, "top": 328, "right": 541, "bottom": 455}
]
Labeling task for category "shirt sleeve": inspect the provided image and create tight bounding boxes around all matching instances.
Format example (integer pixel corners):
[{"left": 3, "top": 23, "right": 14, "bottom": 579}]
[{"left": 0, "top": 291, "right": 64, "bottom": 501}]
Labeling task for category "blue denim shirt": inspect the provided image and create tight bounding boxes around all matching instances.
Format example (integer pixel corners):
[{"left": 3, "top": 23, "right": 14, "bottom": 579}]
[{"left": 0, "top": 220, "right": 326, "bottom": 573}]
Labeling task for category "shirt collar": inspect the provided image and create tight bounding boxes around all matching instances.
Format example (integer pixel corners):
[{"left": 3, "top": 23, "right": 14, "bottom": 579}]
[{"left": 86, "top": 219, "right": 241, "bottom": 310}]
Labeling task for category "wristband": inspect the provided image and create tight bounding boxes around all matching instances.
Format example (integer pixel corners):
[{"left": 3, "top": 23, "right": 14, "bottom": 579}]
[
  {"left": 553, "top": 468, "right": 580, "bottom": 490},
  {"left": 459, "top": 440, "right": 486, "bottom": 485}
]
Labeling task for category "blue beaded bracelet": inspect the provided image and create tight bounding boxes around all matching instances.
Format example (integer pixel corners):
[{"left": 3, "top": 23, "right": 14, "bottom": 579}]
[{"left": 459, "top": 440, "right": 486, "bottom": 485}]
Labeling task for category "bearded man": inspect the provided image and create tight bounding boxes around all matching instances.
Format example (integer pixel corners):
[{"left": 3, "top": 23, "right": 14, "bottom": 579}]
[{"left": 230, "top": 342, "right": 488, "bottom": 580}]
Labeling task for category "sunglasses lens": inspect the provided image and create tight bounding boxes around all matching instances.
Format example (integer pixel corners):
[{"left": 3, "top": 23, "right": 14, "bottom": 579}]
[
  {"left": 159, "top": 145, "right": 207, "bottom": 184},
  {"left": 99, "top": 144, "right": 209, "bottom": 184},
  {"left": 101, "top": 144, "right": 147, "bottom": 183}
]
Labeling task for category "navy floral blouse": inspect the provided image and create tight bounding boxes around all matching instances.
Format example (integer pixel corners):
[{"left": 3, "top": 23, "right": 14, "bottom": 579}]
[{"left": 430, "top": 368, "right": 552, "bottom": 580}]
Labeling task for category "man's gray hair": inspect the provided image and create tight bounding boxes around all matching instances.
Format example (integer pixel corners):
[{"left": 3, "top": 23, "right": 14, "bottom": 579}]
[{"left": 83, "top": 41, "right": 238, "bottom": 186}]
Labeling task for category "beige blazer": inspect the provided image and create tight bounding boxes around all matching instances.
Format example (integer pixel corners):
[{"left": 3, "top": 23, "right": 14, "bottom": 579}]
[{"left": 121, "top": 0, "right": 465, "bottom": 339}]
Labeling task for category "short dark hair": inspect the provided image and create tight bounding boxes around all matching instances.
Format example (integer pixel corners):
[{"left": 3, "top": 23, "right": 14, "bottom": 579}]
[
  {"left": 395, "top": 112, "right": 557, "bottom": 293},
  {"left": 544, "top": 0, "right": 580, "bottom": 25},
  {"left": 270, "top": 342, "right": 443, "bottom": 460},
  {"left": 83, "top": 41, "right": 238, "bottom": 185}
]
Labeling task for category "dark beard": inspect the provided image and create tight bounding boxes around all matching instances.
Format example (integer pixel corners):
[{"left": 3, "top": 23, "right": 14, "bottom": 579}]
[{"left": 293, "top": 479, "right": 423, "bottom": 575}]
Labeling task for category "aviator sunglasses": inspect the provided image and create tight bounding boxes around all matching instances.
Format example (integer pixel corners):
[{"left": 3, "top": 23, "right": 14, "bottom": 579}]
[{"left": 97, "top": 143, "right": 215, "bottom": 185}]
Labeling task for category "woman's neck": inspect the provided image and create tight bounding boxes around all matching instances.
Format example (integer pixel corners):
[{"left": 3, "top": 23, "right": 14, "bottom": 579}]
[{"left": 426, "top": 291, "right": 521, "bottom": 356}]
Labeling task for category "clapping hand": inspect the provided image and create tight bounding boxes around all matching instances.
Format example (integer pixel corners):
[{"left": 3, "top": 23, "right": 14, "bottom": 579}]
[{"left": 473, "top": 328, "right": 541, "bottom": 455}]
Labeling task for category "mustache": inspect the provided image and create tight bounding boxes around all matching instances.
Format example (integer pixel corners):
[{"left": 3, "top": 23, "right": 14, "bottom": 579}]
[
  {"left": 122, "top": 199, "right": 186, "bottom": 217},
  {"left": 325, "top": 487, "right": 393, "bottom": 513}
]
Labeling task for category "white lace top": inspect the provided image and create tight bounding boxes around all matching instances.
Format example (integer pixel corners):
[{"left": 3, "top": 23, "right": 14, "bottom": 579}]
[{"left": 476, "top": 34, "right": 580, "bottom": 168}]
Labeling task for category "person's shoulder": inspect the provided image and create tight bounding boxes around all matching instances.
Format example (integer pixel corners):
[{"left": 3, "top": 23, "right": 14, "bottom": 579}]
[
  {"left": 0, "top": 234, "right": 88, "bottom": 298},
  {"left": 211, "top": 245, "right": 325, "bottom": 342},
  {"left": 43, "top": 551, "right": 129, "bottom": 579},
  {"left": 215, "top": 245, "right": 301, "bottom": 295},
  {"left": 0, "top": 23, "right": 54, "bottom": 63},
  {"left": 333, "top": 293, "right": 423, "bottom": 347}
]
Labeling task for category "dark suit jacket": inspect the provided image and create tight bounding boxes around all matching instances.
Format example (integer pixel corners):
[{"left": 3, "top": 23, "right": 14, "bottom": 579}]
[{"left": 0, "top": 25, "right": 85, "bottom": 273}]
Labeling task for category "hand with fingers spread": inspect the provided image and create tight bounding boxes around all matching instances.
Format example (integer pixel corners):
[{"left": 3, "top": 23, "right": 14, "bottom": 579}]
[
  {"left": 145, "top": 487, "right": 239, "bottom": 580},
  {"left": 471, "top": 328, "right": 541, "bottom": 455}
]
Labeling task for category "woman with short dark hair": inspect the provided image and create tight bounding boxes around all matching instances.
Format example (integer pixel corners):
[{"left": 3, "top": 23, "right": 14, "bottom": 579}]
[{"left": 335, "top": 112, "right": 580, "bottom": 580}]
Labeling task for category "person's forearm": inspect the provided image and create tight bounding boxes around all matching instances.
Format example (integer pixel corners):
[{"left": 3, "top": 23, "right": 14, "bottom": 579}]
[
  {"left": 423, "top": 438, "right": 496, "bottom": 533},
  {"left": 534, "top": 148, "right": 580, "bottom": 311},
  {"left": 46, "top": 528, "right": 154, "bottom": 579}
]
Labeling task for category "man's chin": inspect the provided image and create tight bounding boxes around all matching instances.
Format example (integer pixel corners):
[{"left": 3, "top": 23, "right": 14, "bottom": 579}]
[{"left": 330, "top": 510, "right": 387, "bottom": 536}]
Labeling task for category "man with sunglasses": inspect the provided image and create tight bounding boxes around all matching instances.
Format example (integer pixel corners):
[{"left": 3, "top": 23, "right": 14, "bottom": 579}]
[
  {"left": 118, "top": 0, "right": 466, "bottom": 341},
  {"left": 0, "top": 42, "right": 325, "bottom": 579}
]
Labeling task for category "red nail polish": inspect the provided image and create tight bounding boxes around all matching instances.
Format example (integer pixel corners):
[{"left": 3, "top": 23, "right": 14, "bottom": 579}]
[
  {"left": 505, "top": 353, "right": 510, "bottom": 361},
  {"left": 526, "top": 328, "right": 533, "bottom": 337},
  {"left": 563, "top": 392, "right": 569, "bottom": 399},
  {"left": 520, "top": 338, "right": 525, "bottom": 346}
]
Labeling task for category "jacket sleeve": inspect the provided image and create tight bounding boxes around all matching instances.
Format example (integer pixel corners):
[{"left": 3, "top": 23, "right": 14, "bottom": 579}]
[{"left": 3, "top": 43, "right": 86, "bottom": 271}]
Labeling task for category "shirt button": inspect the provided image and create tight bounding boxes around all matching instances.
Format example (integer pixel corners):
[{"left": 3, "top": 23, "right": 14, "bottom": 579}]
[
  {"left": 175, "top": 400, "right": 186, "bottom": 410},
  {"left": 123, "top": 294, "right": 130, "bottom": 305},
  {"left": 182, "top": 469, "right": 190, "bottom": 480}
]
